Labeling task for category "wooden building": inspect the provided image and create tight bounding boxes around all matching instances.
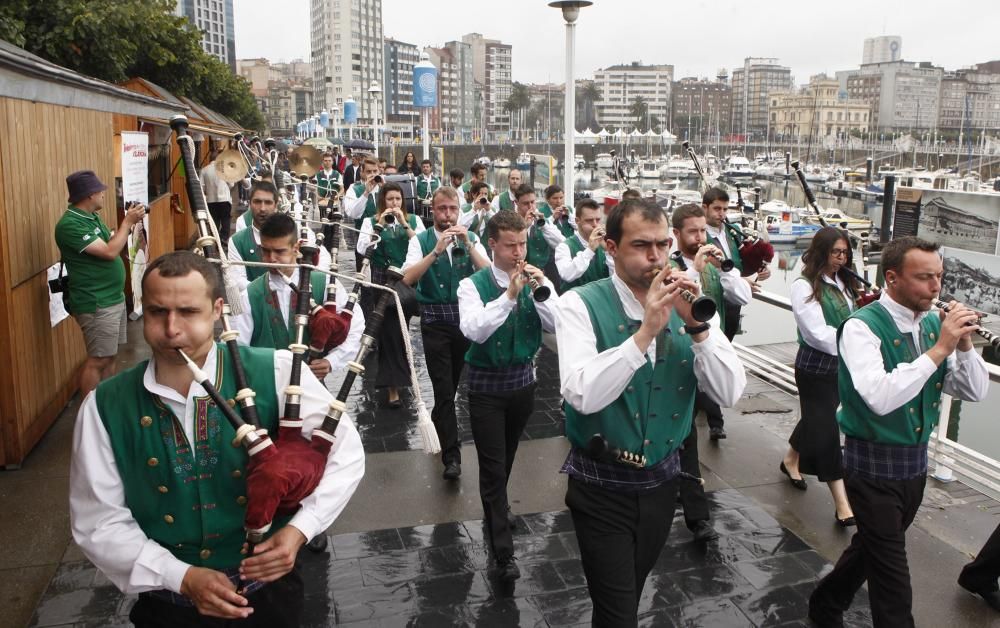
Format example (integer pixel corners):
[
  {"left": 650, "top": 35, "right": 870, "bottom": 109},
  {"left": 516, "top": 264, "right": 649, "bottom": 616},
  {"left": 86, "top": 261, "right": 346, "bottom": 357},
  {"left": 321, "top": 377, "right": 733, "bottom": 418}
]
[{"left": 0, "top": 41, "right": 243, "bottom": 467}]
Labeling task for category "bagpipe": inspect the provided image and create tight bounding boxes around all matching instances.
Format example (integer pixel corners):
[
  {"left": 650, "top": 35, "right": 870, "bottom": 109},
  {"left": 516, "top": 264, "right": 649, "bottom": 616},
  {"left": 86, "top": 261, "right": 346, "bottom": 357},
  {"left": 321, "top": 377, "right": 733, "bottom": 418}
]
[
  {"left": 169, "top": 115, "right": 439, "bottom": 581},
  {"left": 683, "top": 141, "right": 774, "bottom": 276}
]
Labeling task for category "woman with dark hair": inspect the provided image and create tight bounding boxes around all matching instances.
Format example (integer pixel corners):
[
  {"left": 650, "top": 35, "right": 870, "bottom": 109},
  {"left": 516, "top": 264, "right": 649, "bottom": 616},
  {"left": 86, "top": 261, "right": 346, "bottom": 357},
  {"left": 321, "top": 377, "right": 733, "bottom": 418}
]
[
  {"left": 398, "top": 151, "right": 419, "bottom": 175},
  {"left": 356, "top": 182, "right": 425, "bottom": 408},
  {"left": 781, "top": 226, "right": 858, "bottom": 526}
]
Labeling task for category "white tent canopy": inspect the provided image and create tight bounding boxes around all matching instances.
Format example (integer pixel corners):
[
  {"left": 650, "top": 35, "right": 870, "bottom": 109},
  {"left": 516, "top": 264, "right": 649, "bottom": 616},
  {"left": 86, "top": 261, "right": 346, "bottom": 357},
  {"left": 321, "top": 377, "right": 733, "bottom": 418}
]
[
  {"left": 629, "top": 129, "right": 643, "bottom": 137},
  {"left": 597, "top": 128, "right": 611, "bottom": 137},
  {"left": 660, "top": 130, "right": 678, "bottom": 141}
]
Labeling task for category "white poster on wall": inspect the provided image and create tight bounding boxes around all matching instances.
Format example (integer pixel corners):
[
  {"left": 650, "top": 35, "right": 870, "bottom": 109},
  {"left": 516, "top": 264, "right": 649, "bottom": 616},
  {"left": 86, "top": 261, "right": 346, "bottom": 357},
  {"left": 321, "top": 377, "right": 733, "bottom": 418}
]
[
  {"left": 122, "top": 132, "right": 149, "bottom": 318},
  {"left": 47, "top": 262, "right": 70, "bottom": 328}
]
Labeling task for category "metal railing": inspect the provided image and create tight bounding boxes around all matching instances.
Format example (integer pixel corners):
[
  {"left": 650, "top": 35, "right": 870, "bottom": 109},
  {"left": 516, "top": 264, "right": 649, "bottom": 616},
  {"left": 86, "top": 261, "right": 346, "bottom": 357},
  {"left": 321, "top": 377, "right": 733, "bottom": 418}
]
[{"left": 749, "top": 289, "right": 1000, "bottom": 501}]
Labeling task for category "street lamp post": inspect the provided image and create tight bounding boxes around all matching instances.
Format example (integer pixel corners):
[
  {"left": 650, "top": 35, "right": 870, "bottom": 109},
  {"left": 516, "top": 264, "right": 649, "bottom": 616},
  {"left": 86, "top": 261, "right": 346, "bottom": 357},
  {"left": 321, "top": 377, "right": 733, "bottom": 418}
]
[
  {"left": 369, "top": 81, "right": 381, "bottom": 157},
  {"left": 549, "top": 1, "right": 591, "bottom": 206}
]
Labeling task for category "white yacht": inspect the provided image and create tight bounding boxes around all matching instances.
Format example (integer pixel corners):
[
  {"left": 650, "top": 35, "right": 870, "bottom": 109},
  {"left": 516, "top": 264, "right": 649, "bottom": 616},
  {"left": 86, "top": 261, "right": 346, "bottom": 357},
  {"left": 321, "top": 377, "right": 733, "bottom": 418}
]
[
  {"left": 493, "top": 157, "right": 511, "bottom": 169},
  {"left": 723, "top": 154, "right": 754, "bottom": 178},
  {"left": 595, "top": 153, "right": 614, "bottom": 169}
]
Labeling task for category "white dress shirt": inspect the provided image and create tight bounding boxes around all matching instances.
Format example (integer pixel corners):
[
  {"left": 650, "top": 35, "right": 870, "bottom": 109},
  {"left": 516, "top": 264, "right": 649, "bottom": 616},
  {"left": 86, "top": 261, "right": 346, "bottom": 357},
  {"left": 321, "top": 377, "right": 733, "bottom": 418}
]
[
  {"left": 226, "top": 224, "right": 331, "bottom": 293},
  {"left": 401, "top": 227, "right": 490, "bottom": 271},
  {"left": 706, "top": 224, "right": 732, "bottom": 258},
  {"left": 556, "top": 272, "right": 746, "bottom": 415},
  {"left": 232, "top": 269, "right": 364, "bottom": 372},
  {"left": 69, "top": 346, "right": 365, "bottom": 595},
  {"left": 355, "top": 215, "right": 426, "bottom": 255},
  {"left": 679, "top": 254, "right": 752, "bottom": 306},
  {"left": 791, "top": 275, "right": 854, "bottom": 355},
  {"left": 838, "top": 291, "right": 990, "bottom": 416},
  {"left": 555, "top": 233, "right": 611, "bottom": 283},
  {"left": 343, "top": 184, "right": 379, "bottom": 220},
  {"left": 458, "top": 205, "right": 496, "bottom": 238},
  {"left": 200, "top": 163, "right": 231, "bottom": 204},
  {"left": 457, "top": 264, "right": 559, "bottom": 343}
]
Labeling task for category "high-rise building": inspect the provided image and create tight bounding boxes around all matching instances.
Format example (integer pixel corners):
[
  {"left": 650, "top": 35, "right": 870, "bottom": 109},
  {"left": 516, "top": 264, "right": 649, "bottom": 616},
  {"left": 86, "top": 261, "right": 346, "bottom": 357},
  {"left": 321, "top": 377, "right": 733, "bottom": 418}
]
[
  {"left": 731, "top": 58, "right": 793, "bottom": 138},
  {"left": 769, "top": 75, "right": 870, "bottom": 141},
  {"left": 175, "top": 0, "right": 236, "bottom": 70},
  {"left": 938, "top": 62, "right": 1000, "bottom": 134},
  {"left": 671, "top": 76, "right": 732, "bottom": 141},
  {"left": 844, "top": 60, "right": 943, "bottom": 130},
  {"left": 462, "top": 34, "right": 511, "bottom": 135},
  {"left": 423, "top": 42, "right": 475, "bottom": 140},
  {"left": 862, "top": 36, "right": 902, "bottom": 65},
  {"left": 310, "top": 0, "right": 384, "bottom": 125},
  {"left": 383, "top": 38, "right": 419, "bottom": 134},
  {"left": 593, "top": 62, "right": 673, "bottom": 131}
]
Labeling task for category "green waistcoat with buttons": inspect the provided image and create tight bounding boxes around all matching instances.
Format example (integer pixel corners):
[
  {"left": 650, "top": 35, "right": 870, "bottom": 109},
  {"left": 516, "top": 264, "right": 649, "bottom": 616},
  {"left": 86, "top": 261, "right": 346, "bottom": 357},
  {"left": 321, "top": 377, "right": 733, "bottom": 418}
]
[
  {"left": 498, "top": 191, "right": 515, "bottom": 211},
  {"left": 669, "top": 258, "right": 726, "bottom": 330},
  {"left": 526, "top": 221, "right": 553, "bottom": 268},
  {"left": 369, "top": 214, "right": 418, "bottom": 270},
  {"left": 464, "top": 267, "right": 542, "bottom": 368},
  {"left": 415, "top": 229, "right": 479, "bottom": 304},
  {"left": 710, "top": 227, "right": 744, "bottom": 273},
  {"left": 350, "top": 183, "right": 378, "bottom": 231},
  {"left": 247, "top": 272, "right": 327, "bottom": 349},
  {"left": 538, "top": 201, "right": 575, "bottom": 239},
  {"left": 796, "top": 278, "right": 853, "bottom": 349},
  {"left": 95, "top": 344, "right": 289, "bottom": 569},
  {"left": 316, "top": 170, "right": 341, "bottom": 198},
  {"left": 416, "top": 175, "right": 441, "bottom": 200},
  {"left": 561, "top": 235, "right": 609, "bottom": 291},
  {"left": 230, "top": 227, "right": 266, "bottom": 282},
  {"left": 836, "top": 302, "right": 947, "bottom": 445},
  {"left": 563, "top": 278, "right": 697, "bottom": 466}
]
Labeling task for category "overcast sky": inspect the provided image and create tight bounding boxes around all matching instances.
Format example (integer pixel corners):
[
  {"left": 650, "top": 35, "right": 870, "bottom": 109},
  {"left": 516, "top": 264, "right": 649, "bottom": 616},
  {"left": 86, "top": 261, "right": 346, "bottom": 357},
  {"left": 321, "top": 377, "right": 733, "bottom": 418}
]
[{"left": 235, "top": 0, "right": 997, "bottom": 84}]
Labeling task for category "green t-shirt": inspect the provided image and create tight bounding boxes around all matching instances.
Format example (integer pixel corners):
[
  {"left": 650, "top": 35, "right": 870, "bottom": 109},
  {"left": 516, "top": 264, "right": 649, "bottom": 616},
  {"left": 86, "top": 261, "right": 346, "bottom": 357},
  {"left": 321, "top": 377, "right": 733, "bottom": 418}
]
[{"left": 54, "top": 206, "right": 125, "bottom": 313}]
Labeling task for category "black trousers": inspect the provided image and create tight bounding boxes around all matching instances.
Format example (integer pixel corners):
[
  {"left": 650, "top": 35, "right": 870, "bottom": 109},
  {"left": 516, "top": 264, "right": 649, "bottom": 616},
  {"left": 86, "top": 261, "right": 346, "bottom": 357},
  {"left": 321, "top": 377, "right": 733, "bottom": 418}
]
[
  {"left": 421, "top": 322, "right": 469, "bottom": 465},
  {"left": 960, "top": 522, "right": 1000, "bottom": 593},
  {"left": 678, "top": 420, "right": 710, "bottom": 528},
  {"left": 723, "top": 302, "right": 741, "bottom": 341},
  {"left": 566, "top": 476, "right": 679, "bottom": 628},
  {"left": 695, "top": 387, "right": 724, "bottom": 431},
  {"left": 468, "top": 383, "right": 535, "bottom": 558},
  {"left": 810, "top": 471, "right": 926, "bottom": 628},
  {"left": 129, "top": 568, "right": 303, "bottom": 628},
  {"left": 208, "top": 201, "right": 232, "bottom": 250}
]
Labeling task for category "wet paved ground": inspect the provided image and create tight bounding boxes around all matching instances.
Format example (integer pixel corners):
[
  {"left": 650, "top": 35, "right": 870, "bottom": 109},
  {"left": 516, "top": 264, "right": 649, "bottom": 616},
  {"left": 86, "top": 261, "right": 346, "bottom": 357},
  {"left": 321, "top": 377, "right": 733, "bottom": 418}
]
[{"left": 29, "top": 489, "right": 872, "bottom": 627}]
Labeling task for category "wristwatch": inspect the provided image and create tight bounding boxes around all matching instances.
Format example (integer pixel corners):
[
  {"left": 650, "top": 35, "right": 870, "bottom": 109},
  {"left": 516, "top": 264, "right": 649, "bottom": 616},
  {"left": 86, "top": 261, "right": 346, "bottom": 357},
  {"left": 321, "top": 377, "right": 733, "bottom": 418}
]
[{"left": 684, "top": 321, "right": 711, "bottom": 335}]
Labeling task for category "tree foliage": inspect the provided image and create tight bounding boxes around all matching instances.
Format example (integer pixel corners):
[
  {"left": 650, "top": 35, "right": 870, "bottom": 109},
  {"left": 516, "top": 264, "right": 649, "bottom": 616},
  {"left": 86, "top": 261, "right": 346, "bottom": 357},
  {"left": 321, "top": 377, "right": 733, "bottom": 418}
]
[{"left": 0, "top": 0, "right": 263, "bottom": 130}]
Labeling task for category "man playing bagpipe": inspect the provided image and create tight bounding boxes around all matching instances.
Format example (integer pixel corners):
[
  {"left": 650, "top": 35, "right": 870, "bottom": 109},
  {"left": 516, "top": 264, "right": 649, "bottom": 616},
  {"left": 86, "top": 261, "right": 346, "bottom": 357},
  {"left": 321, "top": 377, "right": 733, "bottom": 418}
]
[{"left": 69, "top": 251, "right": 364, "bottom": 627}]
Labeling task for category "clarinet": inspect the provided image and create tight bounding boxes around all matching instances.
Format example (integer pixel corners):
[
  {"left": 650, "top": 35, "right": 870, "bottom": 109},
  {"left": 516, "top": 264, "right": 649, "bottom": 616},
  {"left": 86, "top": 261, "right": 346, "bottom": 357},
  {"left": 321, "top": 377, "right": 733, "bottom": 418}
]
[
  {"left": 933, "top": 298, "right": 1000, "bottom": 350},
  {"left": 170, "top": 115, "right": 262, "bottom": 429}
]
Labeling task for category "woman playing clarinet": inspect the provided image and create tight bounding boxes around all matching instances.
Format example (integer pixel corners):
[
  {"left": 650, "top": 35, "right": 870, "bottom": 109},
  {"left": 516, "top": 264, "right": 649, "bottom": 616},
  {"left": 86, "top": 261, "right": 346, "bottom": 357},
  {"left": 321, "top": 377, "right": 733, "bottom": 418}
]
[
  {"left": 356, "top": 182, "right": 425, "bottom": 408},
  {"left": 781, "top": 227, "right": 857, "bottom": 525}
]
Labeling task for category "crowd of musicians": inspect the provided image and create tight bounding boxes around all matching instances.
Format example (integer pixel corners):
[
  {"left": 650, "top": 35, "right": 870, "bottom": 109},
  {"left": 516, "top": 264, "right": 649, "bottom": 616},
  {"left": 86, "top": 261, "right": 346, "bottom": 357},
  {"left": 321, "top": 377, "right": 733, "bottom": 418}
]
[{"left": 54, "top": 137, "right": 998, "bottom": 627}]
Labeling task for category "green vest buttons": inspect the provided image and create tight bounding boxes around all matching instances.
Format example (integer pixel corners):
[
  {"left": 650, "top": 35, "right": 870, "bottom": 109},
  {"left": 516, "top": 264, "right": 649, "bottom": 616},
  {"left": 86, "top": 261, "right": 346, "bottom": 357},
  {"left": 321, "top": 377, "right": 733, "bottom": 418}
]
[
  {"left": 914, "top": 426, "right": 922, "bottom": 433},
  {"left": 140, "top": 416, "right": 153, "bottom": 427},
  {"left": 618, "top": 324, "right": 625, "bottom": 332},
  {"left": 634, "top": 412, "right": 640, "bottom": 419},
  {"left": 677, "top": 386, "right": 684, "bottom": 392},
  {"left": 231, "top": 469, "right": 242, "bottom": 479},
  {"left": 935, "top": 382, "right": 943, "bottom": 390},
  {"left": 147, "top": 457, "right": 159, "bottom": 467},
  {"left": 893, "top": 338, "right": 901, "bottom": 346},
  {"left": 672, "top": 413, "right": 680, "bottom": 419},
  {"left": 237, "top": 496, "right": 247, "bottom": 505},
  {"left": 164, "top": 514, "right": 175, "bottom": 524},
  {"left": 157, "top": 485, "right": 169, "bottom": 494},
  {"left": 929, "top": 332, "right": 936, "bottom": 340},
  {"left": 200, "top": 549, "right": 212, "bottom": 560},
  {"left": 644, "top": 439, "right": 651, "bottom": 445},
  {"left": 932, "top": 401, "right": 939, "bottom": 409},
  {"left": 626, "top": 386, "right": 634, "bottom": 392},
  {"left": 680, "top": 359, "right": 688, "bottom": 366},
  {"left": 227, "top": 398, "right": 236, "bottom": 408},
  {"left": 909, "top": 407, "right": 915, "bottom": 414}
]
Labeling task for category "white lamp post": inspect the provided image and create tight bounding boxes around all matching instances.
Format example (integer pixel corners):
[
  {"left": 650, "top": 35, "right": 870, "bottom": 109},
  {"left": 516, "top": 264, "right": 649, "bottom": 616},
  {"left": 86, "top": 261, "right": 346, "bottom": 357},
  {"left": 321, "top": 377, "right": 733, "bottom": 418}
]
[
  {"left": 331, "top": 104, "right": 339, "bottom": 143},
  {"left": 549, "top": 1, "right": 591, "bottom": 207},
  {"left": 369, "top": 81, "right": 381, "bottom": 157}
]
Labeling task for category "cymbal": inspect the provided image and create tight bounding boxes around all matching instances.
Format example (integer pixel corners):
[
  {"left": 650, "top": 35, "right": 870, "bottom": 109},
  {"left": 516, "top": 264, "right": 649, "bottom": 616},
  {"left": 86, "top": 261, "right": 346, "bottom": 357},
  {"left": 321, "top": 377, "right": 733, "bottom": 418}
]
[
  {"left": 214, "top": 149, "right": 249, "bottom": 183},
  {"left": 287, "top": 145, "right": 324, "bottom": 177}
]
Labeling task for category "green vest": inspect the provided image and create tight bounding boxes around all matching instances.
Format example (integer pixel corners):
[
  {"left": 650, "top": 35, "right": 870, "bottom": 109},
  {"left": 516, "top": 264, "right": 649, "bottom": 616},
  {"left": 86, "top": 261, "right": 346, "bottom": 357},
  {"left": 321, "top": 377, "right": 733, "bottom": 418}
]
[
  {"left": 526, "top": 222, "right": 552, "bottom": 268},
  {"left": 563, "top": 279, "right": 697, "bottom": 466},
  {"left": 316, "top": 170, "right": 341, "bottom": 198},
  {"left": 240, "top": 211, "right": 253, "bottom": 229},
  {"left": 837, "top": 302, "right": 947, "bottom": 445},
  {"left": 95, "top": 344, "right": 288, "bottom": 569},
  {"left": 539, "top": 202, "right": 575, "bottom": 238},
  {"left": 796, "top": 277, "right": 853, "bottom": 349},
  {"left": 464, "top": 267, "right": 542, "bottom": 368},
  {"left": 416, "top": 175, "right": 441, "bottom": 200},
  {"left": 562, "top": 235, "right": 609, "bottom": 291},
  {"left": 351, "top": 183, "right": 377, "bottom": 231},
  {"left": 369, "top": 214, "right": 418, "bottom": 269},
  {"left": 498, "top": 191, "right": 515, "bottom": 211},
  {"left": 670, "top": 257, "right": 726, "bottom": 329},
  {"left": 230, "top": 228, "right": 266, "bottom": 282},
  {"left": 711, "top": 227, "right": 743, "bottom": 273},
  {"left": 415, "top": 229, "right": 478, "bottom": 304},
  {"left": 248, "top": 272, "right": 327, "bottom": 349}
]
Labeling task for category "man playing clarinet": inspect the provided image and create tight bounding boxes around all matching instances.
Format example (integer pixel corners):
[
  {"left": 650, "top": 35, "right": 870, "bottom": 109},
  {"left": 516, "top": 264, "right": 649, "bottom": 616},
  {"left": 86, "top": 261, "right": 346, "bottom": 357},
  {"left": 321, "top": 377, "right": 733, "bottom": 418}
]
[
  {"left": 809, "top": 236, "right": 989, "bottom": 628},
  {"left": 457, "top": 210, "right": 559, "bottom": 584},
  {"left": 555, "top": 199, "right": 746, "bottom": 626},
  {"left": 402, "top": 187, "right": 490, "bottom": 481},
  {"left": 70, "top": 251, "right": 364, "bottom": 627}
]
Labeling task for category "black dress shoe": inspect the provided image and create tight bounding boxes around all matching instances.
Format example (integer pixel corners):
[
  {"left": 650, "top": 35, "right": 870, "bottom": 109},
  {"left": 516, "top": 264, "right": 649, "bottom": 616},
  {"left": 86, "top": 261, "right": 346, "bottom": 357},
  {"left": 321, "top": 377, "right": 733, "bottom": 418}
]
[
  {"left": 306, "top": 535, "right": 328, "bottom": 553},
  {"left": 442, "top": 461, "right": 461, "bottom": 481},
  {"left": 496, "top": 555, "right": 521, "bottom": 583},
  {"left": 958, "top": 576, "right": 1000, "bottom": 612},
  {"left": 709, "top": 427, "right": 727, "bottom": 440},
  {"left": 835, "top": 512, "right": 856, "bottom": 528},
  {"left": 780, "top": 461, "right": 808, "bottom": 490},
  {"left": 506, "top": 506, "right": 517, "bottom": 530},
  {"left": 690, "top": 520, "right": 719, "bottom": 543}
]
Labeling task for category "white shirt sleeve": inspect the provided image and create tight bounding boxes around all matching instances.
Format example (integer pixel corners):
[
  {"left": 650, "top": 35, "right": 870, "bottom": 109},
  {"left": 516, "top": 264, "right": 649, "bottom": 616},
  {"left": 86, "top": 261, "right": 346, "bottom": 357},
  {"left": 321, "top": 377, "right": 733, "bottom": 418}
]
[
  {"left": 555, "top": 240, "right": 595, "bottom": 283},
  {"left": 356, "top": 219, "right": 373, "bottom": 255},
  {"left": 70, "top": 392, "right": 193, "bottom": 595},
  {"left": 401, "top": 235, "right": 424, "bottom": 272},
  {"left": 343, "top": 187, "right": 369, "bottom": 220},
  {"left": 227, "top": 238, "right": 250, "bottom": 293},
  {"left": 412, "top": 217, "right": 426, "bottom": 234},
  {"left": 720, "top": 268, "right": 753, "bottom": 306},
  {"left": 838, "top": 319, "right": 990, "bottom": 415},
  {"left": 791, "top": 279, "right": 838, "bottom": 355},
  {"left": 533, "top": 279, "right": 560, "bottom": 333},
  {"left": 457, "top": 276, "right": 516, "bottom": 343},
  {"left": 325, "top": 280, "right": 365, "bottom": 372},
  {"left": 231, "top": 288, "right": 254, "bottom": 346},
  {"left": 540, "top": 222, "right": 565, "bottom": 250}
]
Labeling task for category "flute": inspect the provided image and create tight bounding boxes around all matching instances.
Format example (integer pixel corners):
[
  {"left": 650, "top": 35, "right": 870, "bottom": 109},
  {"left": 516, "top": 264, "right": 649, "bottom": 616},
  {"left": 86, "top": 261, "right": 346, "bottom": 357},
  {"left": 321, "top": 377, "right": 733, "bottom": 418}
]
[{"left": 933, "top": 298, "right": 1000, "bottom": 349}]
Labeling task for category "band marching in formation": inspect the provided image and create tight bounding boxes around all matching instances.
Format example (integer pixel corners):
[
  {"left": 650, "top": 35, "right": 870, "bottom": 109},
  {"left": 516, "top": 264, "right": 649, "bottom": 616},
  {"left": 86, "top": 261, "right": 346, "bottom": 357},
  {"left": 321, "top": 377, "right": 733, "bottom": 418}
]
[{"left": 54, "top": 120, "right": 997, "bottom": 627}]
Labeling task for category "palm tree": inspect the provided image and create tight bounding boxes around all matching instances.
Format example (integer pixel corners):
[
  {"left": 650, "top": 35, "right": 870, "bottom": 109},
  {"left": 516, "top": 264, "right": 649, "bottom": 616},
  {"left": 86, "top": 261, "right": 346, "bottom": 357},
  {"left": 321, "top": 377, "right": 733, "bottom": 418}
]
[
  {"left": 504, "top": 82, "right": 531, "bottom": 141},
  {"left": 577, "top": 81, "right": 601, "bottom": 130},
  {"left": 629, "top": 96, "right": 649, "bottom": 131}
]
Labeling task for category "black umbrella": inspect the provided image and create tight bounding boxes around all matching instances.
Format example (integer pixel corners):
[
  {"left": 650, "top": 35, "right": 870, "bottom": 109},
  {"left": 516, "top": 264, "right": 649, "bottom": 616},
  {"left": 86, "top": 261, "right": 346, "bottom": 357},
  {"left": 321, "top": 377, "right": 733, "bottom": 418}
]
[{"left": 345, "top": 139, "right": 375, "bottom": 151}]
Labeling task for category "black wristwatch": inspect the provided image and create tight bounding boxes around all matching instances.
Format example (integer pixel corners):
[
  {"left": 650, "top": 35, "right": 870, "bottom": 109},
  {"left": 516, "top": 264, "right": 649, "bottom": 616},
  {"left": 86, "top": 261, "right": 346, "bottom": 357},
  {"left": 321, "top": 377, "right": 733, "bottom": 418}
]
[{"left": 684, "top": 322, "right": 711, "bottom": 336}]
